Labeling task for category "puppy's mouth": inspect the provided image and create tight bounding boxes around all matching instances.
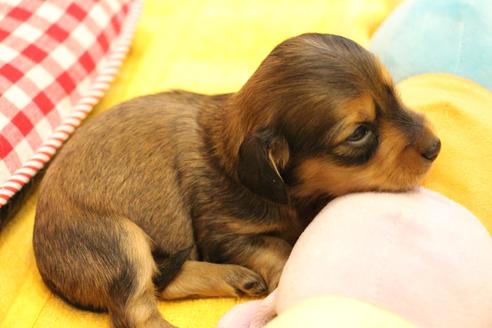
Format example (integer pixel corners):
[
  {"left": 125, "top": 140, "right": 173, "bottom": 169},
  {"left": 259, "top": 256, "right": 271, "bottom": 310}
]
[
  {"left": 343, "top": 179, "right": 423, "bottom": 196},
  {"left": 373, "top": 184, "right": 421, "bottom": 194},
  {"left": 379, "top": 166, "right": 432, "bottom": 193},
  {"left": 346, "top": 162, "right": 433, "bottom": 196},
  {"left": 375, "top": 137, "right": 440, "bottom": 193}
]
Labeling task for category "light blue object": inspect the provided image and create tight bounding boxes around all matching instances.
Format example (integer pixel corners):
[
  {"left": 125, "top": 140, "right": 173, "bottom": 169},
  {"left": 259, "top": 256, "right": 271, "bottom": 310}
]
[{"left": 370, "top": 0, "right": 492, "bottom": 90}]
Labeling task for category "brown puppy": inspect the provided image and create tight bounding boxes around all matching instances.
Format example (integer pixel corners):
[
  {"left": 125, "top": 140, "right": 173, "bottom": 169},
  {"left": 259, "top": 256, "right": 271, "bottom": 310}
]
[{"left": 33, "top": 33, "right": 440, "bottom": 328}]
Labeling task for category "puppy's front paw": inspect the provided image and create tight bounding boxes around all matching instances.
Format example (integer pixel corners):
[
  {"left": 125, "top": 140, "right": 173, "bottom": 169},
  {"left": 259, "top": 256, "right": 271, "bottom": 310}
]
[
  {"left": 226, "top": 266, "right": 268, "bottom": 297},
  {"left": 265, "top": 266, "right": 283, "bottom": 293}
]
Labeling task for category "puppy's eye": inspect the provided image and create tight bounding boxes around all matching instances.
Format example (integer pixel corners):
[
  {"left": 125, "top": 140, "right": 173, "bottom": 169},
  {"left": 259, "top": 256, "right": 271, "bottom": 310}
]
[{"left": 346, "top": 125, "right": 371, "bottom": 145}]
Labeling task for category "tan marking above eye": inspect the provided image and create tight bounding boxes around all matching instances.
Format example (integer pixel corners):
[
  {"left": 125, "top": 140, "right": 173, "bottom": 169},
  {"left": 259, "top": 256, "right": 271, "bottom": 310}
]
[{"left": 330, "top": 93, "right": 376, "bottom": 144}]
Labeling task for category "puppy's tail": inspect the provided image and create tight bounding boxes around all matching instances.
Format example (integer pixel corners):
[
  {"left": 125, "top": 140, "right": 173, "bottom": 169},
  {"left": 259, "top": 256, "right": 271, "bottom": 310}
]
[{"left": 153, "top": 246, "right": 193, "bottom": 291}]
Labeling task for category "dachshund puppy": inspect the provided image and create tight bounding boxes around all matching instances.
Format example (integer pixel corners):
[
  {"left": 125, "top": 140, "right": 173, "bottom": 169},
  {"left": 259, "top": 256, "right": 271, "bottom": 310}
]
[{"left": 33, "top": 33, "right": 440, "bottom": 328}]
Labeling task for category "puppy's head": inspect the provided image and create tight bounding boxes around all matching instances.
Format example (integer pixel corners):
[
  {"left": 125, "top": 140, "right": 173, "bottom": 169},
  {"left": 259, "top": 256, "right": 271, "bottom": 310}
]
[{"left": 231, "top": 33, "right": 440, "bottom": 204}]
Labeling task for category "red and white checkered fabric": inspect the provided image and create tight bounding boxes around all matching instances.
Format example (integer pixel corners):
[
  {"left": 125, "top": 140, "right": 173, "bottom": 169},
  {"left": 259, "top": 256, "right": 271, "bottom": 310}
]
[{"left": 0, "top": 0, "right": 141, "bottom": 206}]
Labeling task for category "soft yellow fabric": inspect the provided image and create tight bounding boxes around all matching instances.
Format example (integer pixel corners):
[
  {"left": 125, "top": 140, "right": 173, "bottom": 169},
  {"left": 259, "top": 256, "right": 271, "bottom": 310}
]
[
  {"left": 266, "top": 296, "right": 415, "bottom": 328},
  {"left": 94, "top": 0, "right": 400, "bottom": 112},
  {"left": 14, "top": 1, "right": 492, "bottom": 328}
]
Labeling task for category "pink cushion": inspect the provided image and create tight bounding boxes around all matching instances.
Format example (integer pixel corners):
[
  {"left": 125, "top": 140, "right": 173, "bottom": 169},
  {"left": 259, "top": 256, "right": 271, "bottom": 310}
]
[
  {"left": 0, "top": 0, "right": 141, "bottom": 206},
  {"left": 274, "top": 188, "right": 492, "bottom": 327},
  {"left": 219, "top": 188, "right": 492, "bottom": 328}
]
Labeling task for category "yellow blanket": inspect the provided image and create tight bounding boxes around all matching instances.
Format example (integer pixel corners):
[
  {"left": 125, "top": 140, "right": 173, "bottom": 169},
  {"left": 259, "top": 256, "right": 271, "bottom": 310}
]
[{"left": 3, "top": 0, "right": 492, "bottom": 327}]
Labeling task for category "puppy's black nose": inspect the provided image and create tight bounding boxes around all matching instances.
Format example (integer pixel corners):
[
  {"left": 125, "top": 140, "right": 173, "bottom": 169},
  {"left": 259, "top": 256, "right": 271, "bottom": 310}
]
[{"left": 421, "top": 139, "right": 441, "bottom": 161}]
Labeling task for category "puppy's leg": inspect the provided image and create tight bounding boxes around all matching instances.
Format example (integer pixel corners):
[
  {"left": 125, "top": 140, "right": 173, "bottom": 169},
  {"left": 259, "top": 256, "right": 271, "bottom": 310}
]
[
  {"left": 34, "top": 216, "right": 173, "bottom": 328},
  {"left": 159, "top": 261, "right": 267, "bottom": 299},
  {"left": 207, "top": 235, "right": 292, "bottom": 292},
  {"left": 108, "top": 220, "right": 173, "bottom": 328},
  {"left": 239, "top": 236, "right": 291, "bottom": 292}
]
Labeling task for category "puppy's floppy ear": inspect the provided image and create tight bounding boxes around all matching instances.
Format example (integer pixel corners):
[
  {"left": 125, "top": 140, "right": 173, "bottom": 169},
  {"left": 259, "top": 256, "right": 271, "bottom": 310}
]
[{"left": 238, "top": 129, "right": 289, "bottom": 204}]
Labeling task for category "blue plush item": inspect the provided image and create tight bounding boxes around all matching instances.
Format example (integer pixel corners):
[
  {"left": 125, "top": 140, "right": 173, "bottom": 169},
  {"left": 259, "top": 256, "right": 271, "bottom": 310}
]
[{"left": 370, "top": 0, "right": 492, "bottom": 90}]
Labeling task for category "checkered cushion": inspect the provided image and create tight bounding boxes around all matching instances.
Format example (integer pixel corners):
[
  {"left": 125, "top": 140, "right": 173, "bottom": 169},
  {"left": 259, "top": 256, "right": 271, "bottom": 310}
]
[{"left": 0, "top": 0, "right": 141, "bottom": 206}]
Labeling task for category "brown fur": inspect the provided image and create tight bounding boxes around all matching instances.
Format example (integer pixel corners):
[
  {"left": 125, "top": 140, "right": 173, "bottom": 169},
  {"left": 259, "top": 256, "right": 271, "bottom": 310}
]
[
  {"left": 159, "top": 261, "right": 266, "bottom": 299},
  {"left": 33, "top": 33, "right": 440, "bottom": 327}
]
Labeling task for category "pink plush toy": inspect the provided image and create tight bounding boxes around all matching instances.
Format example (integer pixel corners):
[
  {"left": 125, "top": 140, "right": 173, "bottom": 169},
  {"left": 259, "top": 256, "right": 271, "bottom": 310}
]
[{"left": 218, "top": 188, "right": 492, "bottom": 328}]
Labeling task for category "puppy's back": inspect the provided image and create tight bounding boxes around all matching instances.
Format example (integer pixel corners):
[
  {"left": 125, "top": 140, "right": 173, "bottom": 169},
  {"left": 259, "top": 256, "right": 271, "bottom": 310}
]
[{"left": 38, "top": 91, "right": 207, "bottom": 214}]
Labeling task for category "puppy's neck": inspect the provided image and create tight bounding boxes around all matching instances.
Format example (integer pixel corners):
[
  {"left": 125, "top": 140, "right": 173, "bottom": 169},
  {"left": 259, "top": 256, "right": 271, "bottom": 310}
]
[{"left": 198, "top": 93, "right": 253, "bottom": 180}]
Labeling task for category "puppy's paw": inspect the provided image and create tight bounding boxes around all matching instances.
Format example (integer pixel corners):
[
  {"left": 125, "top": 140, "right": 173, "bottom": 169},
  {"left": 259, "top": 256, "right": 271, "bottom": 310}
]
[
  {"left": 226, "top": 266, "right": 268, "bottom": 297},
  {"left": 264, "top": 266, "right": 283, "bottom": 293}
]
